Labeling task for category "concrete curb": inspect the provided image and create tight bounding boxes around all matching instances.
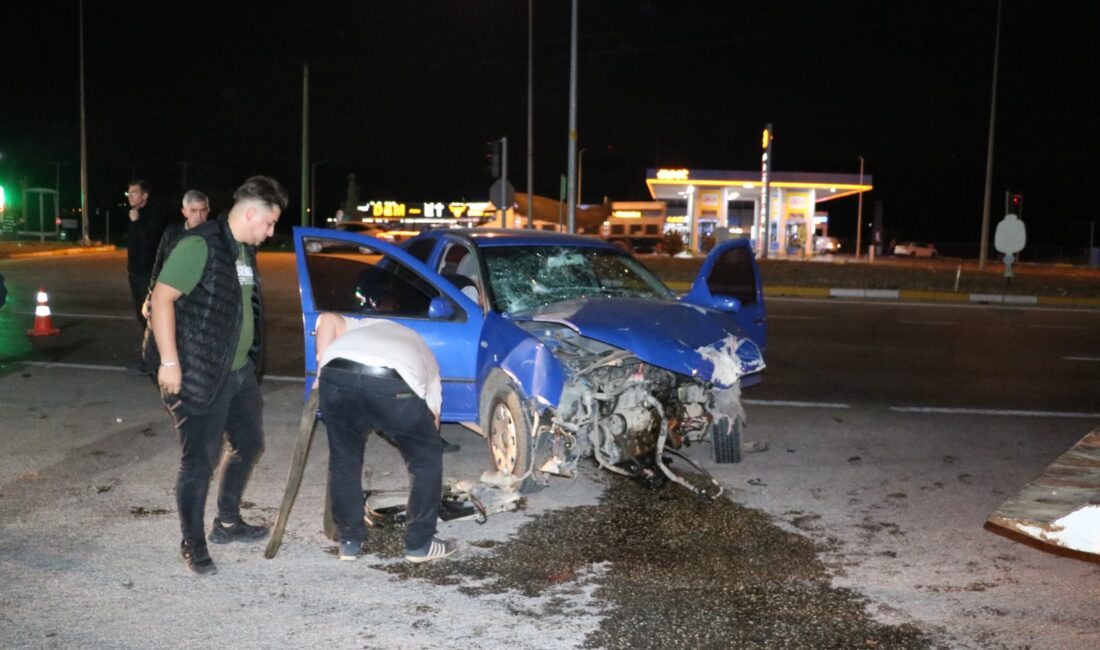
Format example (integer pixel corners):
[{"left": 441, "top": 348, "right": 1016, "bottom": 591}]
[{"left": 2, "top": 245, "right": 117, "bottom": 260}]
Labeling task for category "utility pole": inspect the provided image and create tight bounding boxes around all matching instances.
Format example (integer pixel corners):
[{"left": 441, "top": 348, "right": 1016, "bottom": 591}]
[
  {"left": 526, "top": 0, "right": 535, "bottom": 228},
  {"left": 979, "top": 0, "right": 1003, "bottom": 269},
  {"left": 565, "top": 0, "right": 579, "bottom": 233},
  {"left": 300, "top": 64, "right": 310, "bottom": 228},
  {"left": 856, "top": 155, "right": 865, "bottom": 259},
  {"left": 78, "top": 0, "right": 90, "bottom": 245}
]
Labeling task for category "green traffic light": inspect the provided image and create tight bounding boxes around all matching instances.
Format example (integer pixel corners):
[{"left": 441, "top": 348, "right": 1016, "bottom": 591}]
[{"left": 0, "top": 185, "right": 6, "bottom": 211}]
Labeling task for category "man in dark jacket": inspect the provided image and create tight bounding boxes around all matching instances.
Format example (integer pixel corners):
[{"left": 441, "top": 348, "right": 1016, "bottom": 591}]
[
  {"left": 141, "top": 189, "right": 210, "bottom": 320},
  {"left": 125, "top": 179, "right": 164, "bottom": 330},
  {"left": 145, "top": 175, "right": 286, "bottom": 576}
]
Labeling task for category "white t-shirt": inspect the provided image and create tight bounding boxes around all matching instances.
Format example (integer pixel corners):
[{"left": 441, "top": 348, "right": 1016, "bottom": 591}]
[{"left": 320, "top": 317, "right": 443, "bottom": 417}]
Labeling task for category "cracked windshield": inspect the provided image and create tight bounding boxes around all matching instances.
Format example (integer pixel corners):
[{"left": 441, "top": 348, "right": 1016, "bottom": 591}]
[{"left": 483, "top": 246, "right": 672, "bottom": 314}]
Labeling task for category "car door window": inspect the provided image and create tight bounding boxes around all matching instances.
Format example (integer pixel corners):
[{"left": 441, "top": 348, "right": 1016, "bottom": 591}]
[
  {"left": 705, "top": 246, "right": 758, "bottom": 306},
  {"left": 303, "top": 236, "right": 443, "bottom": 317}
]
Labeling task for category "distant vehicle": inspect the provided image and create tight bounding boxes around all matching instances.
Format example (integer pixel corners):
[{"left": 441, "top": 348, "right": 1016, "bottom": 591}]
[
  {"left": 813, "top": 236, "right": 841, "bottom": 254},
  {"left": 893, "top": 242, "right": 938, "bottom": 258}
]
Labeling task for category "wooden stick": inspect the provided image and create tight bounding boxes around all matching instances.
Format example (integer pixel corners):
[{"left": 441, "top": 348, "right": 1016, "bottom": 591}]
[{"left": 264, "top": 390, "right": 320, "bottom": 559}]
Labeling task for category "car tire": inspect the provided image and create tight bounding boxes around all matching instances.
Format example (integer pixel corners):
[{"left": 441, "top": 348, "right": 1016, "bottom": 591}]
[
  {"left": 712, "top": 415, "right": 743, "bottom": 464},
  {"left": 480, "top": 370, "right": 542, "bottom": 493}
]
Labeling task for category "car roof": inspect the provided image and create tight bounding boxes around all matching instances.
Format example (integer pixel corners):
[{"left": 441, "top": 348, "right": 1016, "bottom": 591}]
[{"left": 413, "top": 228, "right": 620, "bottom": 250}]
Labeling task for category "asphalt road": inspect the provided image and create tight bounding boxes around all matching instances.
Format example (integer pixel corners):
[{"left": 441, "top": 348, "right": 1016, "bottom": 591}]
[{"left": 2, "top": 251, "right": 1098, "bottom": 649}]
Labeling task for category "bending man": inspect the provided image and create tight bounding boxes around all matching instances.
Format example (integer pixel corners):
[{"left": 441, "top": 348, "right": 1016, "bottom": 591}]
[{"left": 314, "top": 311, "right": 456, "bottom": 563}]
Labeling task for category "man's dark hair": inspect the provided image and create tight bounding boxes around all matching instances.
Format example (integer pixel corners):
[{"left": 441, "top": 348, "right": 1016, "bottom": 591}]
[
  {"left": 128, "top": 179, "right": 151, "bottom": 194},
  {"left": 233, "top": 175, "right": 288, "bottom": 212}
]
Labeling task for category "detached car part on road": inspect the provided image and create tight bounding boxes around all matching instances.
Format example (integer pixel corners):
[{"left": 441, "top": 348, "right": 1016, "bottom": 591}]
[{"left": 294, "top": 228, "right": 767, "bottom": 499}]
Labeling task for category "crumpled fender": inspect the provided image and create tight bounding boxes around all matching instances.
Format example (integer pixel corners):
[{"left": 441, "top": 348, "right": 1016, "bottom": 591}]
[{"left": 477, "top": 312, "right": 566, "bottom": 411}]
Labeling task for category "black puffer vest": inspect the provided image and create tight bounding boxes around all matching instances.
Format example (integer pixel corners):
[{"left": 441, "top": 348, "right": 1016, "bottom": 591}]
[{"left": 143, "top": 218, "right": 264, "bottom": 409}]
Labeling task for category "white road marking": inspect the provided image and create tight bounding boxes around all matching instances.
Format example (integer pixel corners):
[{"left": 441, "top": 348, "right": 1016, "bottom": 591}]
[
  {"left": 896, "top": 319, "right": 954, "bottom": 325},
  {"left": 1064, "top": 356, "right": 1100, "bottom": 362},
  {"left": 21, "top": 361, "right": 303, "bottom": 382},
  {"left": 12, "top": 310, "right": 132, "bottom": 320},
  {"left": 14, "top": 364, "right": 1096, "bottom": 417},
  {"left": 24, "top": 361, "right": 129, "bottom": 372},
  {"left": 890, "top": 406, "right": 1100, "bottom": 419},
  {"left": 744, "top": 399, "right": 850, "bottom": 409}
]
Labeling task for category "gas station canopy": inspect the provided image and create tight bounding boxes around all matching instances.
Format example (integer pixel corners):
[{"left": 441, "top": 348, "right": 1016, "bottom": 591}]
[{"left": 645, "top": 168, "right": 872, "bottom": 256}]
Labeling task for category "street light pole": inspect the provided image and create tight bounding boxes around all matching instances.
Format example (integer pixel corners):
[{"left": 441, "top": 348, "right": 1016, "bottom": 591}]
[
  {"left": 310, "top": 159, "right": 330, "bottom": 227},
  {"left": 979, "top": 0, "right": 1003, "bottom": 270},
  {"left": 526, "top": 0, "right": 534, "bottom": 228},
  {"left": 856, "top": 155, "right": 865, "bottom": 259},
  {"left": 565, "top": 0, "right": 579, "bottom": 234},
  {"left": 78, "top": 0, "right": 90, "bottom": 245},
  {"left": 577, "top": 148, "right": 588, "bottom": 206}
]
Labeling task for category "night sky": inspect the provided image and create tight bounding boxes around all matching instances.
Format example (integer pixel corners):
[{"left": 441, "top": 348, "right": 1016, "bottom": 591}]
[{"left": 2, "top": 1, "right": 1098, "bottom": 250}]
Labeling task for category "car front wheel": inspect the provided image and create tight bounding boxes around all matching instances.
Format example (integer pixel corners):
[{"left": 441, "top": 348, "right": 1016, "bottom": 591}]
[{"left": 480, "top": 370, "right": 541, "bottom": 492}]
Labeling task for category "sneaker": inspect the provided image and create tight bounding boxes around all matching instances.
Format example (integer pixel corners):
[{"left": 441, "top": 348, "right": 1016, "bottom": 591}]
[
  {"left": 180, "top": 540, "right": 217, "bottom": 576},
  {"left": 207, "top": 517, "right": 270, "bottom": 544},
  {"left": 338, "top": 539, "right": 362, "bottom": 562},
  {"left": 405, "top": 537, "right": 458, "bottom": 564}
]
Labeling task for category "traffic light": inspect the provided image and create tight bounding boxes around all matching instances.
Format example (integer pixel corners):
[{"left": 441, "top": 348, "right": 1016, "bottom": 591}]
[
  {"left": 485, "top": 139, "right": 501, "bottom": 179},
  {"left": 0, "top": 184, "right": 6, "bottom": 213},
  {"left": 1010, "top": 192, "right": 1023, "bottom": 215}
]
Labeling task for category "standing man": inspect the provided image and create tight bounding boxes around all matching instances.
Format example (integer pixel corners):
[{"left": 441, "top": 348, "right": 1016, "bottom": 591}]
[
  {"left": 142, "top": 190, "right": 210, "bottom": 319},
  {"left": 145, "top": 175, "right": 287, "bottom": 576},
  {"left": 125, "top": 180, "right": 164, "bottom": 332},
  {"left": 313, "top": 311, "right": 457, "bottom": 563}
]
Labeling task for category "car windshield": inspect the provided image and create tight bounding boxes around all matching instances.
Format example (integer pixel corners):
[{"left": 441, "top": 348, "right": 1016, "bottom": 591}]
[{"left": 482, "top": 245, "right": 673, "bottom": 314}]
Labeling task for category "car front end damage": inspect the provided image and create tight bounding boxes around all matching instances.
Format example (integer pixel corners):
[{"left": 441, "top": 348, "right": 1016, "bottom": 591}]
[{"left": 504, "top": 320, "right": 764, "bottom": 500}]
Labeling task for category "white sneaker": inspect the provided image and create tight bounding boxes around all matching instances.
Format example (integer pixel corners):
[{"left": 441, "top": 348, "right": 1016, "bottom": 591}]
[{"left": 405, "top": 537, "right": 457, "bottom": 563}]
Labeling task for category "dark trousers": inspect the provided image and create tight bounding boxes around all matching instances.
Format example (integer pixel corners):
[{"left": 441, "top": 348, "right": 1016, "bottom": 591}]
[
  {"left": 128, "top": 271, "right": 151, "bottom": 330},
  {"left": 318, "top": 363, "right": 442, "bottom": 551},
  {"left": 165, "top": 362, "right": 265, "bottom": 543}
]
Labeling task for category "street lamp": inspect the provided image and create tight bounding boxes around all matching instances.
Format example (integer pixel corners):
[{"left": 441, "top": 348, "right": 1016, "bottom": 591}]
[{"left": 310, "top": 159, "right": 330, "bottom": 227}]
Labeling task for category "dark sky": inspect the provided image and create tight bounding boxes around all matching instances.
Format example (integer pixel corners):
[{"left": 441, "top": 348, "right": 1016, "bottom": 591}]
[{"left": 2, "top": 1, "right": 1098, "bottom": 249}]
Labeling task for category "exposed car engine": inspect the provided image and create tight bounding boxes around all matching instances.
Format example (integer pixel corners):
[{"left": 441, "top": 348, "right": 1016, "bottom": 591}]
[{"left": 517, "top": 322, "right": 751, "bottom": 500}]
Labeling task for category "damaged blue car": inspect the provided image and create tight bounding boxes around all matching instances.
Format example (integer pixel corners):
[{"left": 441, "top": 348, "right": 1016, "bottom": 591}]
[{"left": 294, "top": 227, "right": 766, "bottom": 497}]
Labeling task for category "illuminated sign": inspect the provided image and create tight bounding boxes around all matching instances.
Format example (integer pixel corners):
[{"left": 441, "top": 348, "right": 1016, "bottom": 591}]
[
  {"left": 611, "top": 210, "right": 642, "bottom": 218},
  {"left": 353, "top": 200, "right": 491, "bottom": 220},
  {"left": 656, "top": 168, "right": 690, "bottom": 181}
]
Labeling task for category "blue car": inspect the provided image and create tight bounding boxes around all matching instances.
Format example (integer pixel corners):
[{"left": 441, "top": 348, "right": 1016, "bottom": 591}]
[{"left": 294, "top": 227, "right": 766, "bottom": 496}]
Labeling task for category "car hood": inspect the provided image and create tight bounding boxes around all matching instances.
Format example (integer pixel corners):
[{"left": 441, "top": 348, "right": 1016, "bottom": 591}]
[{"left": 513, "top": 298, "right": 762, "bottom": 388}]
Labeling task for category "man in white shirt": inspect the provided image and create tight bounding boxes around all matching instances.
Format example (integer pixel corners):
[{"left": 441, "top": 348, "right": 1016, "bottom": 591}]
[{"left": 313, "top": 312, "right": 457, "bottom": 563}]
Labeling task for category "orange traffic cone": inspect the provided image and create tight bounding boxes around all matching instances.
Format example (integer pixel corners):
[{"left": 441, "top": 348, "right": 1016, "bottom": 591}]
[{"left": 27, "top": 287, "right": 61, "bottom": 336}]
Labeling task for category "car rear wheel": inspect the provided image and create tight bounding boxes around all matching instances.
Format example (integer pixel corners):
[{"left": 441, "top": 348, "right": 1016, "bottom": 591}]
[{"left": 480, "top": 371, "right": 541, "bottom": 493}]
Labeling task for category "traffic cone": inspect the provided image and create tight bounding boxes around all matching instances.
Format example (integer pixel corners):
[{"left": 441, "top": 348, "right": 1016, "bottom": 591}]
[{"left": 27, "top": 287, "right": 61, "bottom": 336}]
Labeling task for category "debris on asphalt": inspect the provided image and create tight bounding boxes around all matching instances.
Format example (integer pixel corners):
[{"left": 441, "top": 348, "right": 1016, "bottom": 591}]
[{"left": 374, "top": 478, "right": 931, "bottom": 648}]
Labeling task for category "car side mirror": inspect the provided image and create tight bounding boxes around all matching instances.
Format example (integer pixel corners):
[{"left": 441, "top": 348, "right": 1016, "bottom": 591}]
[
  {"left": 428, "top": 297, "right": 455, "bottom": 320},
  {"left": 710, "top": 295, "right": 742, "bottom": 313}
]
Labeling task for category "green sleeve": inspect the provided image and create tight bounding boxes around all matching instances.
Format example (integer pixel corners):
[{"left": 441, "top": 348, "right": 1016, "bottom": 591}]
[{"left": 156, "top": 237, "right": 208, "bottom": 295}]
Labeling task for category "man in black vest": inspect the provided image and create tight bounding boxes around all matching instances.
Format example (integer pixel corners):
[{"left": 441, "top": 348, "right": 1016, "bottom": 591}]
[{"left": 145, "top": 175, "right": 287, "bottom": 576}]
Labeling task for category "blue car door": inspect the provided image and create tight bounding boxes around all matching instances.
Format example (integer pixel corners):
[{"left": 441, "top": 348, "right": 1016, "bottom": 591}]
[
  {"left": 293, "top": 227, "right": 484, "bottom": 421},
  {"left": 682, "top": 239, "right": 768, "bottom": 349}
]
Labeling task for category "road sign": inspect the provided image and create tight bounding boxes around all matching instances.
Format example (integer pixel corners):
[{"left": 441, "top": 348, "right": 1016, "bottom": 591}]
[{"left": 489, "top": 179, "right": 516, "bottom": 209}]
